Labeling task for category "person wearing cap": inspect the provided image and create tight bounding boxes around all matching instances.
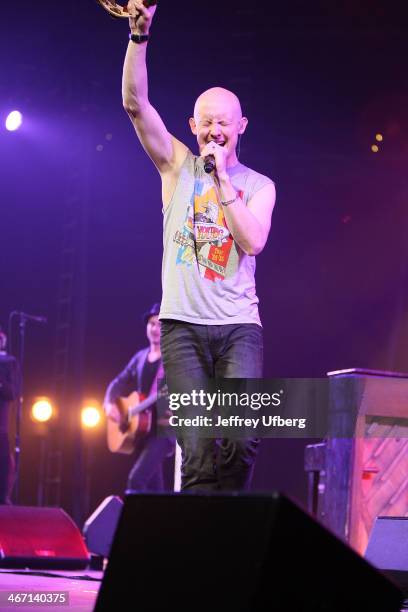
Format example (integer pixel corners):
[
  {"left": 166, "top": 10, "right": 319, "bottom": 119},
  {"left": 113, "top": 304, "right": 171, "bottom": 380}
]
[
  {"left": 103, "top": 304, "right": 174, "bottom": 492},
  {"left": 0, "top": 327, "right": 19, "bottom": 504}
]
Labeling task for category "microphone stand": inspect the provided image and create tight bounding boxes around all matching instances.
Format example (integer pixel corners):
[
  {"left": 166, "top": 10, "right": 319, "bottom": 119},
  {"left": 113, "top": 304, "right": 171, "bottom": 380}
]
[
  {"left": 13, "top": 313, "right": 27, "bottom": 504},
  {"left": 9, "top": 311, "right": 45, "bottom": 504}
]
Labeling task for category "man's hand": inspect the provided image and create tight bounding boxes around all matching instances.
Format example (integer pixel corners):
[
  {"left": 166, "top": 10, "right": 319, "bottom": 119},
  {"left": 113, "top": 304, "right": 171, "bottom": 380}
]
[
  {"left": 104, "top": 401, "right": 121, "bottom": 423},
  {"left": 127, "top": 0, "right": 157, "bottom": 35},
  {"left": 200, "top": 141, "right": 228, "bottom": 179}
]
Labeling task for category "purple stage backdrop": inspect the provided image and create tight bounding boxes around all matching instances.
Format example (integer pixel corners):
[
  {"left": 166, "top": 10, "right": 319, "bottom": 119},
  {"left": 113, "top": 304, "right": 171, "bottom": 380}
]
[{"left": 1, "top": 1, "right": 408, "bottom": 523}]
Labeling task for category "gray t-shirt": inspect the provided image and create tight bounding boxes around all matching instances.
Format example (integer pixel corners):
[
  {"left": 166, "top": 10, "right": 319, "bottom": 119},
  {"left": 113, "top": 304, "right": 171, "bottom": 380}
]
[{"left": 159, "top": 150, "right": 273, "bottom": 326}]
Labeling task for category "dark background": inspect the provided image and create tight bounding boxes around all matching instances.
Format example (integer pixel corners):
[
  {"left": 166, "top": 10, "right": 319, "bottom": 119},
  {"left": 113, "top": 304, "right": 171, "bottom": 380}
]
[{"left": 1, "top": 1, "right": 408, "bottom": 525}]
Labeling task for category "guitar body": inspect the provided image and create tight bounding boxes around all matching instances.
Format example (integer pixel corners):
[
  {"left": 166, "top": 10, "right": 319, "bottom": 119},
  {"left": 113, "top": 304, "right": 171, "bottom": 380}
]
[{"left": 107, "top": 391, "right": 153, "bottom": 455}]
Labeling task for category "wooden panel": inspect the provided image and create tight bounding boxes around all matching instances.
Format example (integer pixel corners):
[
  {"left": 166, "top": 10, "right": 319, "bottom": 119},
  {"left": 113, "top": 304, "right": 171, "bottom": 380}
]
[
  {"left": 359, "top": 376, "right": 408, "bottom": 419},
  {"left": 349, "top": 427, "right": 408, "bottom": 554},
  {"left": 310, "top": 371, "right": 408, "bottom": 555}
]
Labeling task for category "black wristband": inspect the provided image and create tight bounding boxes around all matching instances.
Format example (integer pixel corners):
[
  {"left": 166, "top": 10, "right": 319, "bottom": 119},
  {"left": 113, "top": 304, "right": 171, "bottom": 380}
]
[{"left": 130, "top": 33, "right": 150, "bottom": 44}]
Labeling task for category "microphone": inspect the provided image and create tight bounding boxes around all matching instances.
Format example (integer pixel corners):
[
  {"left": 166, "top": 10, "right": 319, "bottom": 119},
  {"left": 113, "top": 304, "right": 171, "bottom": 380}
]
[
  {"left": 15, "top": 312, "right": 47, "bottom": 324},
  {"left": 204, "top": 155, "right": 215, "bottom": 174}
]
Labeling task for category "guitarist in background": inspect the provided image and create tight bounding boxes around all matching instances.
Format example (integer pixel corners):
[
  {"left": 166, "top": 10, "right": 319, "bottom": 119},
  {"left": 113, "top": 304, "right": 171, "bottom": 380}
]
[{"left": 103, "top": 303, "right": 174, "bottom": 492}]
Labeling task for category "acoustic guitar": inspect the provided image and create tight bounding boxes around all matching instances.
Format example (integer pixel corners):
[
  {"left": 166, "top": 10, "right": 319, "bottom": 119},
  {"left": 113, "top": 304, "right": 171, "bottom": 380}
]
[{"left": 107, "top": 386, "right": 167, "bottom": 455}]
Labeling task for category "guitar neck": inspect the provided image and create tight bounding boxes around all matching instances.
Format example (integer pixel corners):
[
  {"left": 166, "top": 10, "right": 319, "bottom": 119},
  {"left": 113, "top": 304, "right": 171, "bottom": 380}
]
[{"left": 129, "top": 392, "right": 158, "bottom": 418}]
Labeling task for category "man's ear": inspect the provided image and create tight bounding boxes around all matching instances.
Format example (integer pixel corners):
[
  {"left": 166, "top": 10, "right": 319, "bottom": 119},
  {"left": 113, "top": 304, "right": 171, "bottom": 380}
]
[
  {"left": 239, "top": 117, "right": 248, "bottom": 134},
  {"left": 189, "top": 117, "right": 197, "bottom": 135}
]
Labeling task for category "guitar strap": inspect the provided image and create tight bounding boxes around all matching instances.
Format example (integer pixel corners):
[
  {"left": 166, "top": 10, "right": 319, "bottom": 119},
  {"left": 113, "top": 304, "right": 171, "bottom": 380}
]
[
  {"left": 136, "top": 347, "right": 150, "bottom": 392},
  {"left": 147, "top": 358, "right": 164, "bottom": 399}
]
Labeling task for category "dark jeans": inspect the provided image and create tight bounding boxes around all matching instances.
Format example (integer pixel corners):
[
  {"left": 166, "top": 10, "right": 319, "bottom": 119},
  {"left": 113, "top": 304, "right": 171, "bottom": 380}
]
[
  {"left": 126, "top": 435, "right": 174, "bottom": 493},
  {"left": 160, "top": 320, "right": 263, "bottom": 492}
]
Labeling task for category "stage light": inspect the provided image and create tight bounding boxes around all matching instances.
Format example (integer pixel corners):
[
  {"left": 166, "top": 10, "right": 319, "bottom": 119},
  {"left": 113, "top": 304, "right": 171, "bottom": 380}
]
[
  {"left": 375, "top": 133, "right": 383, "bottom": 142},
  {"left": 5, "top": 110, "right": 23, "bottom": 132},
  {"left": 81, "top": 404, "right": 102, "bottom": 429},
  {"left": 31, "top": 398, "right": 54, "bottom": 423},
  {"left": 371, "top": 145, "right": 379, "bottom": 153}
]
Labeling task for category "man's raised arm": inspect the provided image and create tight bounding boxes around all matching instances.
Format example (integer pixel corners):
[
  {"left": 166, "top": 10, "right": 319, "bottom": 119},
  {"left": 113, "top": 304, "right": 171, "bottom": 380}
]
[{"left": 123, "top": 1, "right": 187, "bottom": 174}]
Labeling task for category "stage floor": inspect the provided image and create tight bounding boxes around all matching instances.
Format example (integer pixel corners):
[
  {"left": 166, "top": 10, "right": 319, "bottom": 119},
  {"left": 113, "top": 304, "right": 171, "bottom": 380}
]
[
  {"left": 0, "top": 569, "right": 101, "bottom": 611},
  {"left": 0, "top": 568, "right": 406, "bottom": 611}
]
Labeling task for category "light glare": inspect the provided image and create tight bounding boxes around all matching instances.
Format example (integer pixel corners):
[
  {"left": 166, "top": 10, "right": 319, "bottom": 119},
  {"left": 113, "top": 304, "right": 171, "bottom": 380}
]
[
  {"left": 81, "top": 406, "right": 101, "bottom": 429},
  {"left": 32, "top": 399, "right": 54, "bottom": 423},
  {"left": 6, "top": 111, "right": 23, "bottom": 132}
]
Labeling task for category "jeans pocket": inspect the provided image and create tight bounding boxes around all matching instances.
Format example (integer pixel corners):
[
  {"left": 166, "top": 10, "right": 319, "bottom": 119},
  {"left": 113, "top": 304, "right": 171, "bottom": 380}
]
[{"left": 160, "top": 319, "right": 179, "bottom": 338}]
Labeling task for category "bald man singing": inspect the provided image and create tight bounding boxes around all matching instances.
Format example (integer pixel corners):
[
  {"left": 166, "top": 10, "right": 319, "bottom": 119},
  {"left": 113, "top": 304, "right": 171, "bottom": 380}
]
[{"left": 123, "top": 2, "right": 276, "bottom": 492}]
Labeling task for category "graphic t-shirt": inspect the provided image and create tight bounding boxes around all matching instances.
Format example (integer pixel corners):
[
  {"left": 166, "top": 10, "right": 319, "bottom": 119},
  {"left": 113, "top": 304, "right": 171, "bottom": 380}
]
[{"left": 159, "top": 150, "right": 274, "bottom": 326}]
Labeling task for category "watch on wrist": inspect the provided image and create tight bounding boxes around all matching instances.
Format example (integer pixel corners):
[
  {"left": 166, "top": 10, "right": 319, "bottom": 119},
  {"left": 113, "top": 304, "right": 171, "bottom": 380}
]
[{"left": 130, "top": 33, "right": 150, "bottom": 44}]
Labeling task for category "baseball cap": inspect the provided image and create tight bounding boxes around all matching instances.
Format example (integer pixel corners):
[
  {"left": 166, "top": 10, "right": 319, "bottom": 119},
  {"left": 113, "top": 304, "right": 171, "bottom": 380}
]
[{"left": 142, "top": 302, "right": 160, "bottom": 324}]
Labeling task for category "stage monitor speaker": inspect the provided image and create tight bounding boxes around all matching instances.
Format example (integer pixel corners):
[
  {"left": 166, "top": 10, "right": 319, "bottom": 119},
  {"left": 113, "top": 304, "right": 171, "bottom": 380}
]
[
  {"left": 83, "top": 495, "right": 123, "bottom": 558},
  {"left": 365, "top": 516, "right": 408, "bottom": 596},
  {"left": 94, "top": 492, "right": 404, "bottom": 612},
  {"left": 0, "top": 505, "right": 90, "bottom": 569}
]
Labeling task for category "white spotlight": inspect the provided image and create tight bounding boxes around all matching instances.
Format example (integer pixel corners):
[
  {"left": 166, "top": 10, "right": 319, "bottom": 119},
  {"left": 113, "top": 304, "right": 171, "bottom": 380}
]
[{"left": 6, "top": 111, "right": 23, "bottom": 132}]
